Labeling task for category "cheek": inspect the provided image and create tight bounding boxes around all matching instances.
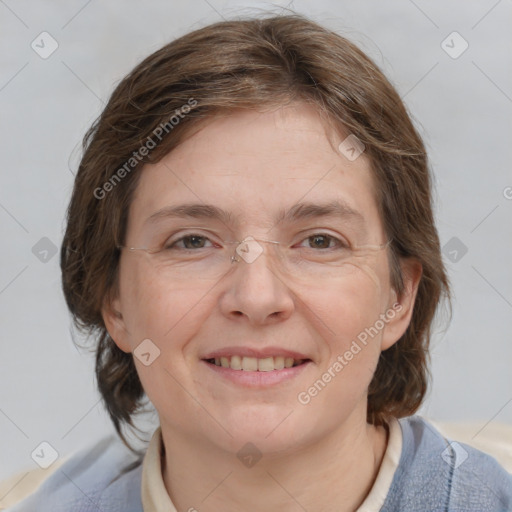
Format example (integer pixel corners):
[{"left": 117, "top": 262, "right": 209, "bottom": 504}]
[
  {"left": 297, "top": 273, "right": 388, "bottom": 414},
  {"left": 118, "top": 263, "right": 211, "bottom": 407},
  {"left": 118, "top": 260, "right": 202, "bottom": 343},
  {"left": 302, "top": 259, "right": 387, "bottom": 327},
  {"left": 301, "top": 261, "right": 389, "bottom": 370}
]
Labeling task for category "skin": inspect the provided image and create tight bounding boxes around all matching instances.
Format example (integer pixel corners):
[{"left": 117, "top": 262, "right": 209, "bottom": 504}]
[{"left": 103, "top": 103, "right": 422, "bottom": 512}]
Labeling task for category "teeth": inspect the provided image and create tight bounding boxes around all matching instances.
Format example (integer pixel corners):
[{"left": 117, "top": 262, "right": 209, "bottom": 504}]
[
  {"left": 230, "top": 355, "right": 242, "bottom": 370},
  {"left": 258, "top": 357, "right": 274, "bottom": 372},
  {"left": 210, "top": 356, "right": 305, "bottom": 371},
  {"left": 274, "top": 356, "right": 285, "bottom": 370},
  {"left": 242, "top": 356, "right": 258, "bottom": 371}
]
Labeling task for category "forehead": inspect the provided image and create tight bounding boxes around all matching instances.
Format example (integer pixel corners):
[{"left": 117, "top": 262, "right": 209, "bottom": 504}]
[{"left": 128, "top": 104, "right": 384, "bottom": 238}]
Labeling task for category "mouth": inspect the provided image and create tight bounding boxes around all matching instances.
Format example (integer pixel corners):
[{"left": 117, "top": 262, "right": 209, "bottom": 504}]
[
  {"left": 202, "top": 355, "right": 312, "bottom": 387},
  {"left": 203, "top": 355, "right": 311, "bottom": 371}
]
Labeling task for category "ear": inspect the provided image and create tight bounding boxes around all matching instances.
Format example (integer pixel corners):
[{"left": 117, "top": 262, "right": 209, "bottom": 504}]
[
  {"left": 102, "top": 292, "right": 132, "bottom": 353},
  {"left": 381, "top": 257, "right": 422, "bottom": 351}
]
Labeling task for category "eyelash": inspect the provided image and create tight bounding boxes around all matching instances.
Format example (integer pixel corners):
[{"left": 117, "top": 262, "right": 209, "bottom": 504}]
[{"left": 165, "top": 232, "right": 349, "bottom": 251}]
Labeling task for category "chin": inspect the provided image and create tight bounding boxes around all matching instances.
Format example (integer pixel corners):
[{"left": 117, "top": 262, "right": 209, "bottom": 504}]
[{"left": 207, "top": 406, "right": 313, "bottom": 454}]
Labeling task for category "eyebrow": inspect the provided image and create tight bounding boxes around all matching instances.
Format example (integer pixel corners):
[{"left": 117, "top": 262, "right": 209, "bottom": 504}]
[{"left": 145, "top": 199, "right": 366, "bottom": 229}]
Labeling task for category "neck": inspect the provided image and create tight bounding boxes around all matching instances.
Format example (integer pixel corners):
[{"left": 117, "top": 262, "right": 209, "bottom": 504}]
[{"left": 160, "top": 414, "right": 389, "bottom": 512}]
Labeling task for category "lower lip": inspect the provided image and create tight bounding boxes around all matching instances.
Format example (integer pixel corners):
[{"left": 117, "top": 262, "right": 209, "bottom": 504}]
[{"left": 201, "top": 360, "right": 312, "bottom": 387}]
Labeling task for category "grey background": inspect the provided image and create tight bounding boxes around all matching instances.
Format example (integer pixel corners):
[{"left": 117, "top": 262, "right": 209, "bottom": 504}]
[{"left": 1, "top": 0, "right": 511, "bottom": 483}]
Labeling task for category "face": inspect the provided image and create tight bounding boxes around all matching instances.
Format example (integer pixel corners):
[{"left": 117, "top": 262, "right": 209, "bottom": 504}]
[{"left": 104, "top": 103, "right": 419, "bottom": 455}]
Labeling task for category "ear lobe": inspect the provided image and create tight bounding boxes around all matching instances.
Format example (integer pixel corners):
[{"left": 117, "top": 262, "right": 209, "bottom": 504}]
[
  {"left": 381, "top": 258, "right": 423, "bottom": 351},
  {"left": 102, "top": 295, "right": 131, "bottom": 353}
]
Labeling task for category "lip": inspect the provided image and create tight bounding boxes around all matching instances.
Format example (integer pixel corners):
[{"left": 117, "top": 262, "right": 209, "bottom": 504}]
[
  {"left": 201, "top": 346, "right": 311, "bottom": 361},
  {"left": 201, "top": 359, "right": 313, "bottom": 387}
]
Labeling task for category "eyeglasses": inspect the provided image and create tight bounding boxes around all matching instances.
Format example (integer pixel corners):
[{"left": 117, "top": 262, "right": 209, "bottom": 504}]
[{"left": 117, "top": 229, "right": 391, "bottom": 283}]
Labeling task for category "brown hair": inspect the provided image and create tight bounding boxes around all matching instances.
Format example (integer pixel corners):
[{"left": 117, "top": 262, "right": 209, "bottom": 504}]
[{"left": 61, "top": 13, "right": 451, "bottom": 450}]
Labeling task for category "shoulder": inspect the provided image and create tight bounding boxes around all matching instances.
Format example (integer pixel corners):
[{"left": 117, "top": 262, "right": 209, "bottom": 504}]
[
  {"left": 381, "top": 415, "right": 512, "bottom": 512},
  {"left": 6, "top": 435, "right": 144, "bottom": 512}
]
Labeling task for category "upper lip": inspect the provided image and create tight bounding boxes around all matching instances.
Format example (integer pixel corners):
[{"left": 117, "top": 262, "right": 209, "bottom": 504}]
[{"left": 201, "top": 346, "right": 311, "bottom": 361}]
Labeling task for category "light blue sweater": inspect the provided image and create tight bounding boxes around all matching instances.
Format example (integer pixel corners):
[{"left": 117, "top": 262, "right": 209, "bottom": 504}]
[{"left": 7, "top": 416, "right": 512, "bottom": 511}]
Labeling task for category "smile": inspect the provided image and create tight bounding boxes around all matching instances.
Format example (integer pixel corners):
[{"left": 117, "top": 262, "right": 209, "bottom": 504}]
[
  {"left": 204, "top": 355, "right": 309, "bottom": 371},
  {"left": 202, "top": 357, "right": 312, "bottom": 387}
]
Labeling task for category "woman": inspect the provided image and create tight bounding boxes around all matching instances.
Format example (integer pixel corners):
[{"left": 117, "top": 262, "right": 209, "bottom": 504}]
[{"left": 10, "top": 13, "right": 512, "bottom": 512}]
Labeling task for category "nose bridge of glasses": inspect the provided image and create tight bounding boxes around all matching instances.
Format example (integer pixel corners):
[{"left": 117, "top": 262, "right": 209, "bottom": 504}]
[{"left": 229, "top": 236, "right": 281, "bottom": 265}]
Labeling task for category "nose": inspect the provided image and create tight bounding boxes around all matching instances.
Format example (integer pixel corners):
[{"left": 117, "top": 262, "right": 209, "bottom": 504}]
[{"left": 219, "top": 240, "right": 295, "bottom": 325}]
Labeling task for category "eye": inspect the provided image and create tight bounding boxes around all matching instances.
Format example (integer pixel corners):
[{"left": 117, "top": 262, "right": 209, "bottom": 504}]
[
  {"left": 166, "top": 234, "right": 215, "bottom": 250},
  {"left": 299, "top": 233, "right": 347, "bottom": 250}
]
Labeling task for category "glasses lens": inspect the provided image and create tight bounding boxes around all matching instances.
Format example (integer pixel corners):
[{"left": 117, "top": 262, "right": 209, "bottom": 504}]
[{"left": 126, "top": 234, "right": 387, "bottom": 283}]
